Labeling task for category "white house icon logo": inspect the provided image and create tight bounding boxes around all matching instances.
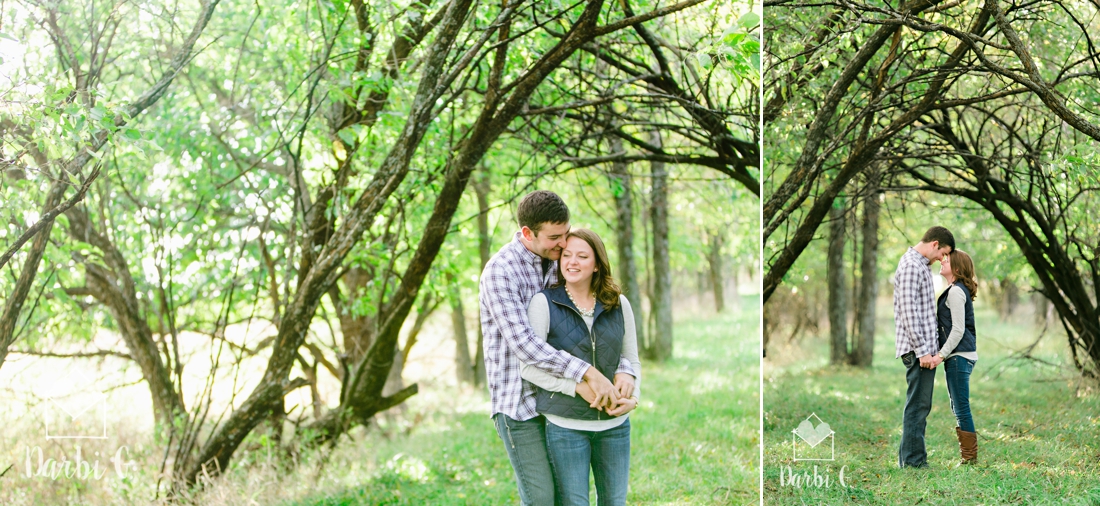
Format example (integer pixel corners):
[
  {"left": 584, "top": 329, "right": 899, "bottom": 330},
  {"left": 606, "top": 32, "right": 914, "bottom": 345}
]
[
  {"left": 39, "top": 369, "right": 109, "bottom": 440},
  {"left": 792, "top": 413, "right": 834, "bottom": 461}
]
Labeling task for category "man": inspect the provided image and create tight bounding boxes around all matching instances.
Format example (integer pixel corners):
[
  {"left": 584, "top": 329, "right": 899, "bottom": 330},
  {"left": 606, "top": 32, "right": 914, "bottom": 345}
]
[
  {"left": 894, "top": 226, "right": 955, "bottom": 468},
  {"left": 479, "top": 190, "right": 636, "bottom": 505}
]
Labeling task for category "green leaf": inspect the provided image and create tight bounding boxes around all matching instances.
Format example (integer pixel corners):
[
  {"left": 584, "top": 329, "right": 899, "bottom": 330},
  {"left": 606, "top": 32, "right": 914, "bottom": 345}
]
[
  {"left": 697, "top": 53, "right": 713, "bottom": 69},
  {"left": 737, "top": 12, "right": 760, "bottom": 30},
  {"left": 337, "top": 128, "right": 357, "bottom": 146}
]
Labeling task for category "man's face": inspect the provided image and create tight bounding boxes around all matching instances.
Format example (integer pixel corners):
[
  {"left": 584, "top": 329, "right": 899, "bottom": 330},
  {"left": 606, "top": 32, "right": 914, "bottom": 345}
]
[
  {"left": 928, "top": 241, "right": 953, "bottom": 262},
  {"left": 521, "top": 222, "right": 570, "bottom": 260}
]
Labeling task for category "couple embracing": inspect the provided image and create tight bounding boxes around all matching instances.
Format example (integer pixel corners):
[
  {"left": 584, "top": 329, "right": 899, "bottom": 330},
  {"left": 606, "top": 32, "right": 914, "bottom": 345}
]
[
  {"left": 894, "top": 226, "right": 980, "bottom": 468},
  {"left": 479, "top": 190, "right": 640, "bottom": 506}
]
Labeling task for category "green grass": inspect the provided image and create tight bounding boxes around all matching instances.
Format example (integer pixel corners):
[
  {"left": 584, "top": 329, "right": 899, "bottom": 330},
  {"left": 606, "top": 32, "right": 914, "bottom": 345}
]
[
  {"left": 763, "top": 306, "right": 1100, "bottom": 505},
  {"left": 296, "top": 295, "right": 760, "bottom": 506}
]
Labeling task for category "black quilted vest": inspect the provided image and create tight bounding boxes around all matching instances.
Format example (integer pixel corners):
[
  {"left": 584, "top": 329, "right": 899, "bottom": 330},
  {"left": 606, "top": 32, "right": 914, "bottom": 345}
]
[
  {"left": 535, "top": 285, "right": 625, "bottom": 420},
  {"left": 936, "top": 281, "right": 976, "bottom": 353}
]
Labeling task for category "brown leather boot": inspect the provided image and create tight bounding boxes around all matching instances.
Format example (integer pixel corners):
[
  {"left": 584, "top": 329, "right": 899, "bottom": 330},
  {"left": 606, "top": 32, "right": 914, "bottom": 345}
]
[{"left": 955, "top": 426, "right": 978, "bottom": 465}]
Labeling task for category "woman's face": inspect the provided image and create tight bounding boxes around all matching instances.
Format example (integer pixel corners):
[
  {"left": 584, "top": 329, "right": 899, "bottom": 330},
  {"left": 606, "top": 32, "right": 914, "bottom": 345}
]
[
  {"left": 939, "top": 253, "right": 952, "bottom": 279},
  {"left": 560, "top": 236, "right": 597, "bottom": 287}
]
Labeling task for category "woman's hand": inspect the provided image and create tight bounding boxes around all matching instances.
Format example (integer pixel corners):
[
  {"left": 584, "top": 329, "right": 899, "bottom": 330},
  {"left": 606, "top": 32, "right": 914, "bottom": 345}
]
[
  {"left": 576, "top": 381, "right": 618, "bottom": 411},
  {"left": 606, "top": 396, "right": 637, "bottom": 417},
  {"left": 613, "top": 373, "right": 635, "bottom": 399}
]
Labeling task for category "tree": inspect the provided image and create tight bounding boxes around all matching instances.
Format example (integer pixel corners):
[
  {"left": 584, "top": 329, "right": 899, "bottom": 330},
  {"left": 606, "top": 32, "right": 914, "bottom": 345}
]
[
  {"left": 447, "top": 270, "right": 475, "bottom": 385},
  {"left": 827, "top": 201, "right": 848, "bottom": 365},
  {"left": 644, "top": 131, "right": 674, "bottom": 361},
  {"left": 472, "top": 166, "right": 492, "bottom": 387},
  {"left": 706, "top": 228, "right": 726, "bottom": 313},
  {"left": 764, "top": 0, "right": 1100, "bottom": 375},
  {"left": 608, "top": 135, "right": 647, "bottom": 349},
  {"left": 853, "top": 168, "right": 880, "bottom": 367},
  {"left": 0, "top": 0, "right": 221, "bottom": 382}
]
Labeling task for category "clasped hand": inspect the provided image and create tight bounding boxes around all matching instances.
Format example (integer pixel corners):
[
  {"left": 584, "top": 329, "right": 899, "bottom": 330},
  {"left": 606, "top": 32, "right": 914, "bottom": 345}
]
[
  {"left": 576, "top": 370, "right": 637, "bottom": 416},
  {"left": 919, "top": 354, "right": 943, "bottom": 369}
]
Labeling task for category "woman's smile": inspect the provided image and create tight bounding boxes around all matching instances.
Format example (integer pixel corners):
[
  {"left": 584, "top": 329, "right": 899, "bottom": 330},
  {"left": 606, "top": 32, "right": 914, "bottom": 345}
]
[{"left": 561, "top": 236, "right": 597, "bottom": 283}]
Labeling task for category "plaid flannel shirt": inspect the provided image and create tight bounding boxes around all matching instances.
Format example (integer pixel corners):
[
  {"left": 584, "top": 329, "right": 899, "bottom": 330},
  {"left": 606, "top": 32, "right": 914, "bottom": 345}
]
[
  {"left": 893, "top": 247, "right": 939, "bottom": 359},
  {"left": 480, "top": 232, "right": 635, "bottom": 421}
]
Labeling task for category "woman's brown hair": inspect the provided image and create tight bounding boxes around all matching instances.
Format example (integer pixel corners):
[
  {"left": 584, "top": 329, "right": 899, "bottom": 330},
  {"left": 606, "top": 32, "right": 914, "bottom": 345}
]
[
  {"left": 949, "top": 249, "right": 978, "bottom": 300},
  {"left": 558, "top": 228, "right": 622, "bottom": 309}
]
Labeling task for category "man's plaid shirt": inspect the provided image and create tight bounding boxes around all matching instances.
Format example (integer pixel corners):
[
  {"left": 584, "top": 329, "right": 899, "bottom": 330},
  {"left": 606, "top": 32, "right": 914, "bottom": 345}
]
[
  {"left": 479, "top": 232, "right": 634, "bottom": 421},
  {"left": 893, "top": 247, "right": 939, "bottom": 359}
]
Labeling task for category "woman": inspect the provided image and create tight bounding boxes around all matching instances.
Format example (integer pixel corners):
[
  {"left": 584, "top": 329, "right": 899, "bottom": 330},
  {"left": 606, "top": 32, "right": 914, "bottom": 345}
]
[
  {"left": 521, "top": 228, "right": 640, "bottom": 506},
  {"left": 937, "top": 249, "right": 979, "bottom": 465}
]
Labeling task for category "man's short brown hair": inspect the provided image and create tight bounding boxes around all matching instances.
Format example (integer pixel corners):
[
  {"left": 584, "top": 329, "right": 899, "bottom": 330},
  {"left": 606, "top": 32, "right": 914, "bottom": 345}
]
[
  {"left": 517, "top": 190, "right": 569, "bottom": 235},
  {"left": 922, "top": 226, "right": 956, "bottom": 252}
]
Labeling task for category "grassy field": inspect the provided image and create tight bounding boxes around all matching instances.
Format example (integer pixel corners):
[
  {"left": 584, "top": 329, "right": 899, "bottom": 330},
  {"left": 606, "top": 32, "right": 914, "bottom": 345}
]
[
  {"left": 0, "top": 294, "right": 757, "bottom": 505},
  {"left": 763, "top": 304, "right": 1100, "bottom": 505},
  {"left": 294, "top": 294, "right": 760, "bottom": 505}
]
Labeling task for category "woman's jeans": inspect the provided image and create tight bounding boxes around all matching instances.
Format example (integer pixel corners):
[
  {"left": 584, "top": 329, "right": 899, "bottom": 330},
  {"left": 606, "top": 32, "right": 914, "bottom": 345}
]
[
  {"left": 944, "top": 355, "right": 976, "bottom": 432},
  {"left": 545, "top": 418, "right": 631, "bottom": 506}
]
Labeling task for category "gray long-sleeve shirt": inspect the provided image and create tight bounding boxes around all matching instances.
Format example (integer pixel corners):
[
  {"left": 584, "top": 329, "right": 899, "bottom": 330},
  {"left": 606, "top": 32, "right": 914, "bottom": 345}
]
[{"left": 939, "top": 283, "right": 978, "bottom": 362}]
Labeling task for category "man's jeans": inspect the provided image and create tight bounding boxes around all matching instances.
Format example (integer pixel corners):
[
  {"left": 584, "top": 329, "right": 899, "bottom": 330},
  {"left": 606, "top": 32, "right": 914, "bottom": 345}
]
[
  {"left": 899, "top": 351, "right": 936, "bottom": 468},
  {"left": 944, "top": 355, "right": 976, "bottom": 432},
  {"left": 545, "top": 419, "right": 631, "bottom": 506},
  {"left": 494, "top": 414, "right": 556, "bottom": 506}
]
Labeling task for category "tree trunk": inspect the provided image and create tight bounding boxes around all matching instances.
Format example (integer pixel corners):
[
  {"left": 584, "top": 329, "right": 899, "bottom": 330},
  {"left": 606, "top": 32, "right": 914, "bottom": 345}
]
[
  {"left": 644, "top": 131, "right": 673, "bottom": 361},
  {"left": 853, "top": 178, "right": 880, "bottom": 367},
  {"left": 0, "top": 181, "right": 65, "bottom": 368},
  {"left": 66, "top": 206, "right": 186, "bottom": 425},
  {"left": 608, "top": 136, "right": 646, "bottom": 349},
  {"left": 448, "top": 271, "right": 475, "bottom": 384},
  {"left": 827, "top": 201, "right": 849, "bottom": 365},
  {"left": 472, "top": 166, "right": 491, "bottom": 386},
  {"left": 1033, "top": 291, "right": 1050, "bottom": 326},
  {"left": 707, "top": 229, "right": 726, "bottom": 313},
  {"left": 730, "top": 266, "right": 741, "bottom": 310},
  {"left": 999, "top": 277, "right": 1019, "bottom": 320}
]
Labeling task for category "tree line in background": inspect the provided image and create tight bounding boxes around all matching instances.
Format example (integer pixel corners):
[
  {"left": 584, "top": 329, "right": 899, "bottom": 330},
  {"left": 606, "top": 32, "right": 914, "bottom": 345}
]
[
  {"left": 0, "top": 0, "right": 758, "bottom": 495},
  {"left": 764, "top": 0, "right": 1100, "bottom": 377}
]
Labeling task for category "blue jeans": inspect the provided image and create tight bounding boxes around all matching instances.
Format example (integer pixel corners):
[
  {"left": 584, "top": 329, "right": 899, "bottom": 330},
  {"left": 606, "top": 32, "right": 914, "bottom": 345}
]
[
  {"left": 545, "top": 419, "right": 631, "bottom": 506},
  {"left": 494, "top": 414, "right": 556, "bottom": 506},
  {"left": 944, "top": 355, "right": 976, "bottom": 432},
  {"left": 898, "top": 351, "right": 935, "bottom": 468}
]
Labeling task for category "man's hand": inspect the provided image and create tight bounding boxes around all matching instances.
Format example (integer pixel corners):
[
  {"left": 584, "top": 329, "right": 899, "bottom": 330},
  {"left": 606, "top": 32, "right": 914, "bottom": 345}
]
[
  {"left": 576, "top": 381, "right": 600, "bottom": 410},
  {"left": 919, "top": 354, "right": 939, "bottom": 369},
  {"left": 606, "top": 396, "right": 637, "bottom": 417},
  {"left": 613, "top": 373, "right": 636, "bottom": 400},
  {"left": 583, "top": 366, "right": 617, "bottom": 410}
]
